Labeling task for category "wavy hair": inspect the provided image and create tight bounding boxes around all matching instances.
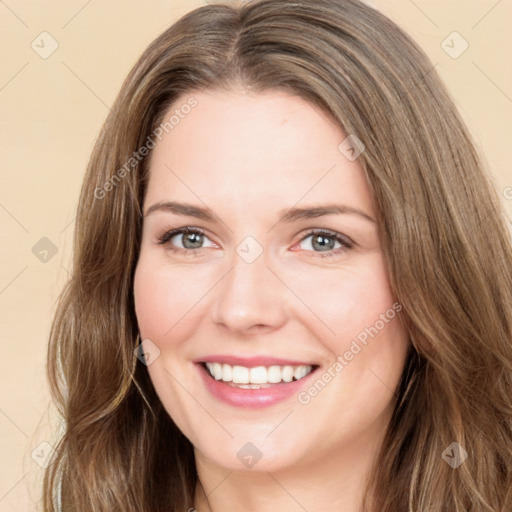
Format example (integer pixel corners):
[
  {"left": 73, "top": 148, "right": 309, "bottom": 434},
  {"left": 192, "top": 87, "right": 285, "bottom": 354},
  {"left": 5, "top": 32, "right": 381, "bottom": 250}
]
[{"left": 43, "top": 0, "right": 512, "bottom": 510}]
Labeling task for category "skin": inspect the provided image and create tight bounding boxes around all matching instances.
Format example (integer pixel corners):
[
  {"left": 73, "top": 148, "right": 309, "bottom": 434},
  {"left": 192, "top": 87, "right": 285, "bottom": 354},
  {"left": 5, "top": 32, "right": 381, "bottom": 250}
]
[{"left": 133, "top": 88, "right": 410, "bottom": 511}]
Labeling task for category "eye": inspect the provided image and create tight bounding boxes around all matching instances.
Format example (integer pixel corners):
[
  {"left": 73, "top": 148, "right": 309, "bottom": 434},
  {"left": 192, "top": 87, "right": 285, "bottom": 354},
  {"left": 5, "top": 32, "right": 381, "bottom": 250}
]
[
  {"left": 157, "top": 227, "right": 353, "bottom": 259},
  {"left": 295, "top": 229, "right": 353, "bottom": 258},
  {"left": 157, "top": 227, "right": 215, "bottom": 253}
]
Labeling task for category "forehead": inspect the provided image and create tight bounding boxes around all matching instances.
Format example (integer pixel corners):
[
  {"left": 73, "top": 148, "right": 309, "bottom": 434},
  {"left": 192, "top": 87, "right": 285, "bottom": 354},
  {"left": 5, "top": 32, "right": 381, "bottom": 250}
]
[{"left": 145, "top": 89, "right": 373, "bottom": 216}]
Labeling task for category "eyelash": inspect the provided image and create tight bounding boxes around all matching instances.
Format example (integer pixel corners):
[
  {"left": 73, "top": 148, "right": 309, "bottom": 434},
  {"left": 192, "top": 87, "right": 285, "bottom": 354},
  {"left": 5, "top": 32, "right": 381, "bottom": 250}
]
[{"left": 157, "top": 226, "right": 354, "bottom": 259}]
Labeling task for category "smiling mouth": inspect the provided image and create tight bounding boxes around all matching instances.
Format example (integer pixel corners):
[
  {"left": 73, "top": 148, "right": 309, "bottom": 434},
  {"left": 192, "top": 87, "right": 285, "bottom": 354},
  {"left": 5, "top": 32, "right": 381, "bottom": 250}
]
[{"left": 200, "top": 362, "right": 319, "bottom": 389}]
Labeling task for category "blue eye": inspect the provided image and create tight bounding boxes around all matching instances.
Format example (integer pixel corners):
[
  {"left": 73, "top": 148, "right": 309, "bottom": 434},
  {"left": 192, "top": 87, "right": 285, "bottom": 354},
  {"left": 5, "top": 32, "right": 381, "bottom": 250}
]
[
  {"left": 157, "top": 227, "right": 212, "bottom": 251},
  {"left": 297, "top": 229, "right": 353, "bottom": 258},
  {"left": 157, "top": 227, "right": 353, "bottom": 258}
]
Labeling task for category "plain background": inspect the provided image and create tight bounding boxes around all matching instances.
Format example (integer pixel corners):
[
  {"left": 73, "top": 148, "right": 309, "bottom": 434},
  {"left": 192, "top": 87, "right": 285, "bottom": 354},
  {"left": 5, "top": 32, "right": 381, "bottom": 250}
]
[{"left": 1, "top": 0, "right": 511, "bottom": 509}]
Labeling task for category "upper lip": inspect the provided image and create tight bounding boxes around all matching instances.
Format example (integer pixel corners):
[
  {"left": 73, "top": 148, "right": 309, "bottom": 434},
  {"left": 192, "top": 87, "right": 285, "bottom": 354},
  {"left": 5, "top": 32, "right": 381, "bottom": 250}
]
[{"left": 194, "top": 355, "right": 318, "bottom": 368}]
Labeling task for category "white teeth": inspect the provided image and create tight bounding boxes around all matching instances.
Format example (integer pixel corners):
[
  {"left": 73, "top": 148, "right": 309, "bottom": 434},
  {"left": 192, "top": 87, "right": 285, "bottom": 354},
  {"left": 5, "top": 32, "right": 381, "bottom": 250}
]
[
  {"left": 205, "top": 362, "right": 314, "bottom": 384},
  {"left": 249, "top": 366, "right": 268, "bottom": 384},
  {"left": 267, "top": 365, "right": 282, "bottom": 383},
  {"left": 294, "top": 366, "right": 309, "bottom": 380},
  {"left": 211, "top": 362, "right": 223, "bottom": 380},
  {"left": 230, "top": 383, "right": 272, "bottom": 389},
  {"left": 232, "top": 365, "right": 249, "bottom": 384},
  {"left": 222, "top": 364, "right": 232, "bottom": 382},
  {"left": 282, "top": 366, "right": 294, "bottom": 383}
]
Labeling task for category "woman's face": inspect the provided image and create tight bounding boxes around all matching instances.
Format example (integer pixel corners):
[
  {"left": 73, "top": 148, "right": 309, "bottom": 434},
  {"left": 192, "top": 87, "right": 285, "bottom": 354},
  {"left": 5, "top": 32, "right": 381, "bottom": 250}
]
[{"left": 134, "top": 88, "right": 410, "bottom": 473}]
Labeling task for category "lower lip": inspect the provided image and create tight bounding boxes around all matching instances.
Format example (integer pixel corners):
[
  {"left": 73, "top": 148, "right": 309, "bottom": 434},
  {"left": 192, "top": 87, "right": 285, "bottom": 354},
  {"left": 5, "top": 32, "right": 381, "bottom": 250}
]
[{"left": 196, "top": 363, "right": 318, "bottom": 409}]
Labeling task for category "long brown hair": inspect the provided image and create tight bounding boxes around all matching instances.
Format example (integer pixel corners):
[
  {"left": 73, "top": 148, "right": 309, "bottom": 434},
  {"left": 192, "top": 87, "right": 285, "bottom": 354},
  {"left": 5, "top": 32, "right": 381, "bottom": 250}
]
[{"left": 43, "top": 0, "right": 512, "bottom": 510}]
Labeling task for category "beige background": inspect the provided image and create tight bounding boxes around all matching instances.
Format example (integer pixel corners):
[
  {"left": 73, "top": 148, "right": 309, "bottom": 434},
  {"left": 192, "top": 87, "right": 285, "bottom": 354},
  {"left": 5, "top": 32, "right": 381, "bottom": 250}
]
[{"left": 1, "top": 0, "right": 511, "bottom": 509}]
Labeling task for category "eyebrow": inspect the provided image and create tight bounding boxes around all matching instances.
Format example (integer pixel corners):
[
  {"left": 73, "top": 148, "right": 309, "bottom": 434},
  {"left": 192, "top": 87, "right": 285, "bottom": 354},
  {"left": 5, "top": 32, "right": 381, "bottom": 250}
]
[{"left": 144, "top": 201, "right": 376, "bottom": 224}]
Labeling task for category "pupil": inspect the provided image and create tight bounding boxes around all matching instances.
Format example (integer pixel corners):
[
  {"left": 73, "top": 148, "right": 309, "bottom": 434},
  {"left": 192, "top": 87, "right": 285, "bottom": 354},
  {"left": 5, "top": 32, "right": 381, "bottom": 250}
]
[
  {"left": 313, "top": 235, "right": 334, "bottom": 251},
  {"left": 183, "top": 232, "right": 203, "bottom": 249}
]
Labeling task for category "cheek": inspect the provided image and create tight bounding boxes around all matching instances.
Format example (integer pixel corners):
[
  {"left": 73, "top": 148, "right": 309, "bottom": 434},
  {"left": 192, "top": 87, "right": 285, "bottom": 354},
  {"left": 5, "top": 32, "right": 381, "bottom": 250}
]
[
  {"left": 133, "top": 255, "right": 206, "bottom": 340},
  {"left": 133, "top": 263, "right": 169, "bottom": 339},
  {"left": 287, "top": 254, "right": 398, "bottom": 351}
]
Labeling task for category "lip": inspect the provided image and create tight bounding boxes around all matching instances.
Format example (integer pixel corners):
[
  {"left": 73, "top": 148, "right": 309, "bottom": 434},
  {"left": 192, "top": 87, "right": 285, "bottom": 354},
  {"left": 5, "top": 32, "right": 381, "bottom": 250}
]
[
  {"left": 194, "top": 354, "right": 317, "bottom": 368},
  {"left": 196, "top": 361, "right": 319, "bottom": 409}
]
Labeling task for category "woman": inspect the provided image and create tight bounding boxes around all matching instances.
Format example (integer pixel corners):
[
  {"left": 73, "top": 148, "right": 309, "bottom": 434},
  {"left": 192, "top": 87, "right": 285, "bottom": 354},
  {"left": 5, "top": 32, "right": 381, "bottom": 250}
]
[{"left": 43, "top": 0, "right": 512, "bottom": 510}]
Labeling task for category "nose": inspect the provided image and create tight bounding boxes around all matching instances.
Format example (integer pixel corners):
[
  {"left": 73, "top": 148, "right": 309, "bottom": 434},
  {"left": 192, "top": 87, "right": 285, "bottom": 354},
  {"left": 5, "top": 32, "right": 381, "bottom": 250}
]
[{"left": 210, "top": 248, "right": 288, "bottom": 336}]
